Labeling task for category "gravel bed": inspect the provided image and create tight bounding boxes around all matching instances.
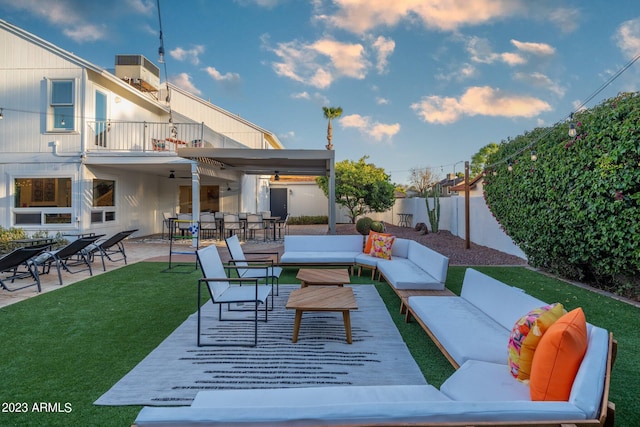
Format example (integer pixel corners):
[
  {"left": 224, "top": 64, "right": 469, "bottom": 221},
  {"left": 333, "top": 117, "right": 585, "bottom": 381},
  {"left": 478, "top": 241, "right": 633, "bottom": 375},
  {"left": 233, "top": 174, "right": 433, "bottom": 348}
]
[{"left": 335, "top": 223, "right": 527, "bottom": 266}]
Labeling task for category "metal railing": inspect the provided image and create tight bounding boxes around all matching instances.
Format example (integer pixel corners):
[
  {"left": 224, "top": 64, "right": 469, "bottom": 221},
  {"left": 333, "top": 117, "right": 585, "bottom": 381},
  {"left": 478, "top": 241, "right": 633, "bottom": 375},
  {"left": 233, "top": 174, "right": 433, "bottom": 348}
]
[{"left": 86, "top": 121, "right": 244, "bottom": 152}]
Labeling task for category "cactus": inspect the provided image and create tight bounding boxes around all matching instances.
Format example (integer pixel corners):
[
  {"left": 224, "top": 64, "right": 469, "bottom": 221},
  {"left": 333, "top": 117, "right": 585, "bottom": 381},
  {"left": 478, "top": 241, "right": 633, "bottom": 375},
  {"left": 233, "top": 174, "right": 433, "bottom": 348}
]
[{"left": 426, "top": 184, "right": 441, "bottom": 233}]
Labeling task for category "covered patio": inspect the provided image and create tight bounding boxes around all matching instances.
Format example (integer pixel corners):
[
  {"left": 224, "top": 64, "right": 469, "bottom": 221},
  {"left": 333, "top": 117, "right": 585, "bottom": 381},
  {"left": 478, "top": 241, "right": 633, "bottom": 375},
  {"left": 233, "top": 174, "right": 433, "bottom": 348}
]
[{"left": 178, "top": 148, "right": 337, "bottom": 234}]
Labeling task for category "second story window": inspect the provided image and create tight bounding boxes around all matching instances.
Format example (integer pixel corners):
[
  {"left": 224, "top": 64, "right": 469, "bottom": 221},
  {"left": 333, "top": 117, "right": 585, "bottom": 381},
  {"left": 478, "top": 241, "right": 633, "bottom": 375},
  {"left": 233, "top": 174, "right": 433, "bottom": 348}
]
[{"left": 51, "top": 80, "right": 74, "bottom": 131}]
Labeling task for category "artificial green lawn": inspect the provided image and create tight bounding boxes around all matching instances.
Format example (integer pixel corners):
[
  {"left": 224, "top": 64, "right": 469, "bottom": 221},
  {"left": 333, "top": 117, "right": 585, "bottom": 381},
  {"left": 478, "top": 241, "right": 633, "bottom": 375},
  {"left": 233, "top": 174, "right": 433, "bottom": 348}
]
[{"left": 0, "top": 264, "right": 637, "bottom": 426}]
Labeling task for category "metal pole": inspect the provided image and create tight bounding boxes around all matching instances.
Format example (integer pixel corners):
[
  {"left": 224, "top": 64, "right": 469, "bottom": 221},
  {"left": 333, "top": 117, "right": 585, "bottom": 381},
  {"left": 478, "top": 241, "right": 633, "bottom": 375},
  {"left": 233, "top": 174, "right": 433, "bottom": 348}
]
[{"left": 464, "top": 161, "right": 470, "bottom": 249}]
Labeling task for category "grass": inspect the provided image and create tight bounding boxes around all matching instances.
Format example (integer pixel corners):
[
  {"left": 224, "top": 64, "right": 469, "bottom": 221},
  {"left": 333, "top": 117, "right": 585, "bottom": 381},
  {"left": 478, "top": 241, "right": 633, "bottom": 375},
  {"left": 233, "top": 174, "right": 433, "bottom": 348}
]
[{"left": 0, "top": 264, "right": 637, "bottom": 426}]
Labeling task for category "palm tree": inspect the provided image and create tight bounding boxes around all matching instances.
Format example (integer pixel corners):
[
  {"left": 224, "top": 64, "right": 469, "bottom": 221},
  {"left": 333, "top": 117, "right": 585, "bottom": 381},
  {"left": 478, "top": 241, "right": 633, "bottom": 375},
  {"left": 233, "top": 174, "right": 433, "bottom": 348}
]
[{"left": 322, "top": 106, "right": 343, "bottom": 150}]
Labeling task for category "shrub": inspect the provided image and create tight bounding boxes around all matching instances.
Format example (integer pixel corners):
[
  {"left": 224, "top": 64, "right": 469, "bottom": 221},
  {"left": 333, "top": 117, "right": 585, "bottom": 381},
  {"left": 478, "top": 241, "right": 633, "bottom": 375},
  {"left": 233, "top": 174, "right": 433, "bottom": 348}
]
[
  {"left": 370, "top": 221, "right": 385, "bottom": 233},
  {"left": 287, "top": 215, "right": 328, "bottom": 225},
  {"left": 355, "top": 217, "right": 373, "bottom": 235},
  {"left": 484, "top": 92, "right": 640, "bottom": 300}
]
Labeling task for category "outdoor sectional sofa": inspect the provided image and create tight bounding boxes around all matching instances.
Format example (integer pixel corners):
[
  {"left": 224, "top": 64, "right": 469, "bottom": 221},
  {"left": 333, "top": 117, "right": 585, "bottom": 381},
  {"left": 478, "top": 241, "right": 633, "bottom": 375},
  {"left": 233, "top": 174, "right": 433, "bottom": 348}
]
[
  {"left": 134, "top": 267, "right": 615, "bottom": 426},
  {"left": 279, "top": 234, "right": 449, "bottom": 293}
]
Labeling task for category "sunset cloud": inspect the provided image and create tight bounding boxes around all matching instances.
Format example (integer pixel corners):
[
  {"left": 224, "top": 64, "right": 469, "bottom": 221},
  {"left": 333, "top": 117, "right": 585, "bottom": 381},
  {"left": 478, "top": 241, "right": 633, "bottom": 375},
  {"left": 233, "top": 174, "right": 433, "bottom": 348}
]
[
  {"left": 340, "top": 114, "right": 400, "bottom": 141},
  {"left": 411, "top": 86, "right": 551, "bottom": 124},
  {"left": 320, "top": 0, "right": 525, "bottom": 33}
]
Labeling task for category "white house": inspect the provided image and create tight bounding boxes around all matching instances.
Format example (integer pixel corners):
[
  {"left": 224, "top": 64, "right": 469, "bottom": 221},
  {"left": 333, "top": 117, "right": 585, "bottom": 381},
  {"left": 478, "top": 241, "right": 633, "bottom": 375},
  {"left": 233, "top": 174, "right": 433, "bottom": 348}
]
[{"left": 0, "top": 19, "right": 282, "bottom": 238}]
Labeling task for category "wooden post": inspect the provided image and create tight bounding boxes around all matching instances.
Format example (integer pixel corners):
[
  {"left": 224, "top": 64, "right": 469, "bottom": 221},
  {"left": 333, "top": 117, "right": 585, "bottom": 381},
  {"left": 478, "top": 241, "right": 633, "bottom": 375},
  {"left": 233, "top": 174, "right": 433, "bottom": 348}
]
[{"left": 464, "top": 161, "right": 470, "bottom": 249}]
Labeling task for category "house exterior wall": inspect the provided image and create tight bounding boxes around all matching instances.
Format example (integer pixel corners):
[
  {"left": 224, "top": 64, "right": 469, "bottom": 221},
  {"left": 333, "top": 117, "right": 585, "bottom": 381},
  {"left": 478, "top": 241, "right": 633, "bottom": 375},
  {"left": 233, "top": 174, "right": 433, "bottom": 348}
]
[{"left": 1, "top": 19, "right": 280, "bottom": 238}]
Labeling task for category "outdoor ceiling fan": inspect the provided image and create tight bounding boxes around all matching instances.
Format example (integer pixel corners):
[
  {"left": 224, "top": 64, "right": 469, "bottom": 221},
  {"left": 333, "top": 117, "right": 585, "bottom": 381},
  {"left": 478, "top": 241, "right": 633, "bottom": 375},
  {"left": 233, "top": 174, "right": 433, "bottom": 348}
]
[{"left": 167, "top": 170, "right": 191, "bottom": 179}]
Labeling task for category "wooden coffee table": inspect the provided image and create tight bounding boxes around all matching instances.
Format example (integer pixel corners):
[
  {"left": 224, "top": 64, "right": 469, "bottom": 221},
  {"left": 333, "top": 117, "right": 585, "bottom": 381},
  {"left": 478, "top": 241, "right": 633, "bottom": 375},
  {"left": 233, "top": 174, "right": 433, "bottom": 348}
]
[
  {"left": 285, "top": 286, "right": 358, "bottom": 344},
  {"left": 296, "top": 268, "right": 350, "bottom": 288}
]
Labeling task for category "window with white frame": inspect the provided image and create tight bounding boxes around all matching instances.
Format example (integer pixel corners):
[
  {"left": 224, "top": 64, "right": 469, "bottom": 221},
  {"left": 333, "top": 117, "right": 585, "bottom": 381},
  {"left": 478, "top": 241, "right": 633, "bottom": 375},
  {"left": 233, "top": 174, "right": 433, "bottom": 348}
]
[
  {"left": 13, "top": 177, "right": 73, "bottom": 225},
  {"left": 91, "top": 179, "right": 116, "bottom": 223},
  {"left": 50, "top": 80, "right": 75, "bottom": 131}
]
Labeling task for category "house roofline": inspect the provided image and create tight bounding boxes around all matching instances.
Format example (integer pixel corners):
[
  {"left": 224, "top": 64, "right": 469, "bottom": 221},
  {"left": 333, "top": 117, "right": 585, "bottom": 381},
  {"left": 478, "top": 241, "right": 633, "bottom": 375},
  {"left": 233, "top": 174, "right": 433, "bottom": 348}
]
[
  {"left": 166, "top": 83, "right": 284, "bottom": 150},
  {"left": 450, "top": 173, "right": 484, "bottom": 191}
]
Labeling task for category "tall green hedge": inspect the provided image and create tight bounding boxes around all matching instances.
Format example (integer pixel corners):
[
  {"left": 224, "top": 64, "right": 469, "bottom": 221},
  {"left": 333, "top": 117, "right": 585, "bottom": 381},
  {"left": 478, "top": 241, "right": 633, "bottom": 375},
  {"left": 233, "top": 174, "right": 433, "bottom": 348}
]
[{"left": 484, "top": 92, "right": 640, "bottom": 299}]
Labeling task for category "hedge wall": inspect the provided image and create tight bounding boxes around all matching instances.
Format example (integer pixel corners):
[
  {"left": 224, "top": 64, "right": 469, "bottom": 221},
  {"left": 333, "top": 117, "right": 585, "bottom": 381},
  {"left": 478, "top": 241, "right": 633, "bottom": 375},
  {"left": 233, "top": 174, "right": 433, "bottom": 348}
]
[{"left": 484, "top": 92, "right": 640, "bottom": 300}]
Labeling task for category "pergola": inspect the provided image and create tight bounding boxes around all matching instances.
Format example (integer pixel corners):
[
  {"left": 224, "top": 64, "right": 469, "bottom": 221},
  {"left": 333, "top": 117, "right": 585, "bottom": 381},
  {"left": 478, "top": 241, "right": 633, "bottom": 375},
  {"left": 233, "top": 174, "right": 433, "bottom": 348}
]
[{"left": 177, "top": 148, "right": 336, "bottom": 234}]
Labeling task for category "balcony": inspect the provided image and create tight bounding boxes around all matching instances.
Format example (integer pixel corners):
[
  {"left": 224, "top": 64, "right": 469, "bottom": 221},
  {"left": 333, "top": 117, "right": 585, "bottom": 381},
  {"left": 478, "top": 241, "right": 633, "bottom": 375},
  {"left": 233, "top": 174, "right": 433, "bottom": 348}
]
[{"left": 86, "top": 121, "right": 244, "bottom": 153}]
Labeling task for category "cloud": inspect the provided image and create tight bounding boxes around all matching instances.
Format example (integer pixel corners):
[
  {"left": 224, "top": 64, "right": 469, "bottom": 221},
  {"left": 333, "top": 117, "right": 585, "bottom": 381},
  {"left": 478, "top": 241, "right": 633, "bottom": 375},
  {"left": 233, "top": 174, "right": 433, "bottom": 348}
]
[
  {"left": 170, "top": 72, "right": 202, "bottom": 96},
  {"left": 547, "top": 7, "right": 580, "bottom": 33},
  {"left": 266, "top": 37, "right": 369, "bottom": 88},
  {"left": 291, "top": 91, "right": 330, "bottom": 105},
  {"left": 320, "top": 0, "right": 525, "bottom": 34},
  {"left": 410, "top": 86, "right": 552, "bottom": 124},
  {"left": 170, "top": 45, "right": 205, "bottom": 65},
  {"left": 466, "top": 36, "right": 526, "bottom": 66},
  {"left": 376, "top": 97, "right": 390, "bottom": 105},
  {"left": 340, "top": 114, "right": 400, "bottom": 141},
  {"left": 514, "top": 72, "right": 565, "bottom": 97},
  {"left": 511, "top": 40, "right": 555, "bottom": 56},
  {"left": 234, "top": 0, "right": 285, "bottom": 8},
  {"left": 615, "top": 18, "right": 640, "bottom": 60},
  {"left": 436, "top": 63, "right": 477, "bottom": 82},
  {"left": 0, "top": 0, "right": 151, "bottom": 42},
  {"left": 204, "top": 66, "right": 241, "bottom": 83},
  {"left": 371, "top": 36, "right": 395, "bottom": 74}
]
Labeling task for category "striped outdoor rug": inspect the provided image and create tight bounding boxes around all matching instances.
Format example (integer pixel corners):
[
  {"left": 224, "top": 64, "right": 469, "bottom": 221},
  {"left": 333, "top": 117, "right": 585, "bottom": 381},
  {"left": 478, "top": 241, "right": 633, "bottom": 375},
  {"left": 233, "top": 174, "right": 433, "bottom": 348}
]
[{"left": 95, "top": 284, "right": 426, "bottom": 406}]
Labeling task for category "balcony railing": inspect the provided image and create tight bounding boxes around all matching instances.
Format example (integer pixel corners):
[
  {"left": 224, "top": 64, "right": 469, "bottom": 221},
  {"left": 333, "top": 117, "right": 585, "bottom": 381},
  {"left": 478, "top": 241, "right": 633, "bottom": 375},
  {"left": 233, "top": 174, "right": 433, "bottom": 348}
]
[{"left": 86, "top": 121, "right": 244, "bottom": 153}]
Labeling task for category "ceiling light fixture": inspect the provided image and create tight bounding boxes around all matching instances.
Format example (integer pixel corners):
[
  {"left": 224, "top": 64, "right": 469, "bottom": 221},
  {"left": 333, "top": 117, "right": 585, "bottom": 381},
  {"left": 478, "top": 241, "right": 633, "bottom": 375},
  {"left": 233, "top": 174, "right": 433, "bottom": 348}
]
[{"left": 168, "top": 170, "right": 175, "bottom": 179}]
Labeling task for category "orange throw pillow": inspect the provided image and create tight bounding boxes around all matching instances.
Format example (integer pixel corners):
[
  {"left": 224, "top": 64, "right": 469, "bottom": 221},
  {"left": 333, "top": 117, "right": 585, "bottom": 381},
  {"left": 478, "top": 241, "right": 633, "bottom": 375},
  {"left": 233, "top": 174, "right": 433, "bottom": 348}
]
[
  {"left": 364, "top": 231, "right": 391, "bottom": 254},
  {"left": 529, "top": 308, "right": 588, "bottom": 401},
  {"left": 517, "top": 303, "right": 566, "bottom": 382}
]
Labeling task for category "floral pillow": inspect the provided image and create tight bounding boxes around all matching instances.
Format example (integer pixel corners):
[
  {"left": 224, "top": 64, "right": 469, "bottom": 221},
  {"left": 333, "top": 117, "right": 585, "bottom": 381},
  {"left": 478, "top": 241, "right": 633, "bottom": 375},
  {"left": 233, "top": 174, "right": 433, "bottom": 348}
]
[
  {"left": 507, "top": 304, "right": 559, "bottom": 379},
  {"left": 369, "top": 234, "right": 395, "bottom": 260}
]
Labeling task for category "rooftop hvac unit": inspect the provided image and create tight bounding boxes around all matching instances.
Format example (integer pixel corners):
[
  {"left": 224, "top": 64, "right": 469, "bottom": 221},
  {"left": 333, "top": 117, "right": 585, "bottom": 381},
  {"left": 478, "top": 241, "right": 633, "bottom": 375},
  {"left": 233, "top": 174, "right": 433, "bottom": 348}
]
[{"left": 115, "top": 54, "right": 160, "bottom": 92}]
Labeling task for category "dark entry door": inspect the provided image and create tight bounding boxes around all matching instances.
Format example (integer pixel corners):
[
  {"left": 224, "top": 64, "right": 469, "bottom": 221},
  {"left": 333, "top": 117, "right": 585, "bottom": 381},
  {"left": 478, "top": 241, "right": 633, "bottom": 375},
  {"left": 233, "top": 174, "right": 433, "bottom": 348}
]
[{"left": 270, "top": 188, "right": 288, "bottom": 218}]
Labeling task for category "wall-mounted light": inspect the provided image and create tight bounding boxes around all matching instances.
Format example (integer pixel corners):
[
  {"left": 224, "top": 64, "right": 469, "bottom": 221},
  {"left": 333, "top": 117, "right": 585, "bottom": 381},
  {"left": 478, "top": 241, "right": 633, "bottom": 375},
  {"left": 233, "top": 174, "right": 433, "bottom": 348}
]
[
  {"left": 274, "top": 171, "right": 280, "bottom": 181},
  {"left": 168, "top": 170, "right": 175, "bottom": 179},
  {"left": 0, "top": 108, "right": 4, "bottom": 119},
  {"left": 226, "top": 185, "right": 231, "bottom": 192}
]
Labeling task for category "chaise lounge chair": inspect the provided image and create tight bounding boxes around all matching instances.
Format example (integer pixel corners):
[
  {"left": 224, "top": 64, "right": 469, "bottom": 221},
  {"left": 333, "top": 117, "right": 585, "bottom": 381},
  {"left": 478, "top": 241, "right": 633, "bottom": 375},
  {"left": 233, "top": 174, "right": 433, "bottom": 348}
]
[
  {"left": 30, "top": 234, "right": 104, "bottom": 286},
  {"left": 0, "top": 245, "right": 46, "bottom": 292},
  {"left": 85, "top": 229, "right": 139, "bottom": 271}
]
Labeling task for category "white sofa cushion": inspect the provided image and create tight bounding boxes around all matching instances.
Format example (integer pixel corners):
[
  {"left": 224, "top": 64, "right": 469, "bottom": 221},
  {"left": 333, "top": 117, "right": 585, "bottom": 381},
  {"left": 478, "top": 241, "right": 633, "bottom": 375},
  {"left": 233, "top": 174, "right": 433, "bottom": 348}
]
[
  {"left": 136, "top": 400, "right": 587, "bottom": 426},
  {"left": 282, "top": 235, "right": 363, "bottom": 253},
  {"left": 280, "top": 251, "right": 360, "bottom": 264},
  {"left": 378, "top": 258, "right": 444, "bottom": 290},
  {"left": 461, "top": 268, "right": 547, "bottom": 330},
  {"left": 407, "top": 240, "right": 448, "bottom": 284},
  {"left": 408, "top": 295, "right": 510, "bottom": 365},
  {"left": 440, "top": 360, "right": 530, "bottom": 401},
  {"left": 569, "top": 325, "right": 609, "bottom": 419}
]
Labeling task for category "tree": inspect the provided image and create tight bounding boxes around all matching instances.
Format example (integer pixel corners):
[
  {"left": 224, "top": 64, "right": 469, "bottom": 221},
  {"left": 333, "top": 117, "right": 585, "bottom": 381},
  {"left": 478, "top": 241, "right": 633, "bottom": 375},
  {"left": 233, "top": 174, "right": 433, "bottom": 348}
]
[
  {"left": 408, "top": 167, "right": 438, "bottom": 196},
  {"left": 322, "top": 106, "right": 343, "bottom": 150},
  {"left": 470, "top": 142, "right": 499, "bottom": 176},
  {"left": 316, "top": 156, "right": 395, "bottom": 223}
]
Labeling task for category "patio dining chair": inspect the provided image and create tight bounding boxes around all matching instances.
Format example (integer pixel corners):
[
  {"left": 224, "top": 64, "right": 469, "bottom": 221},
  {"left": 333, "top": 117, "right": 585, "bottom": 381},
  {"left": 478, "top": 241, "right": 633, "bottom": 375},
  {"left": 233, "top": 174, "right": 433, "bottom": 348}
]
[
  {"left": 223, "top": 213, "right": 245, "bottom": 240},
  {"left": 0, "top": 245, "right": 46, "bottom": 292},
  {"left": 225, "top": 234, "right": 282, "bottom": 296},
  {"left": 245, "top": 213, "right": 267, "bottom": 241},
  {"left": 30, "top": 234, "right": 104, "bottom": 286},
  {"left": 85, "top": 229, "right": 139, "bottom": 271},
  {"left": 196, "top": 244, "right": 272, "bottom": 347}
]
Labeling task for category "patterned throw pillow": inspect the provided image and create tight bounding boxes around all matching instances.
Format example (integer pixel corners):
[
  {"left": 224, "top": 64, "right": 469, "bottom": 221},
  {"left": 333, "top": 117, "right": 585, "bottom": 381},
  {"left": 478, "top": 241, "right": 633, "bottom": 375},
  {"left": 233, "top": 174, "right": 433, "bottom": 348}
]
[
  {"left": 369, "top": 234, "right": 395, "bottom": 260},
  {"left": 507, "top": 304, "right": 556, "bottom": 379},
  {"left": 517, "top": 303, "right": 566, "bottom": 381},
  {"left": 364, "top": 231, "right": 391, "bottom": 254}
]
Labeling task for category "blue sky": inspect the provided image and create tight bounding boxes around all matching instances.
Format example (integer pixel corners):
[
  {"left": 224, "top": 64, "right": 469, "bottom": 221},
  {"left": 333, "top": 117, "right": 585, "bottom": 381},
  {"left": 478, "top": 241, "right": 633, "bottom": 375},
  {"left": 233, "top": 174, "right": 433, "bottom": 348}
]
[{"left": 2, "top": 0, "right": 639, "bottom": 184}]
